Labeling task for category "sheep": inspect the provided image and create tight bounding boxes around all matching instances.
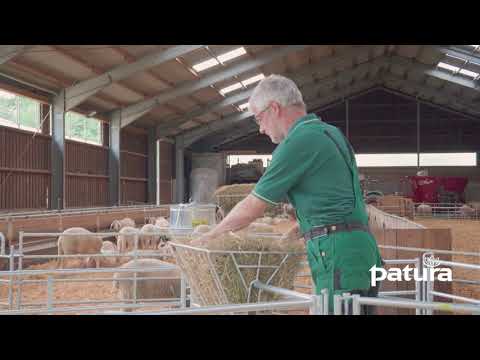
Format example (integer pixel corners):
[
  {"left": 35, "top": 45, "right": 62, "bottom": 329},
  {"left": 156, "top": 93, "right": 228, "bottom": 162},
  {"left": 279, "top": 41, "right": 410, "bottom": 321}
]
[
  {"left": 459, "top": 205, "right": 475, "bottom": 218},
  {"left": 117, "top": 226, "right": 140, "bottom": 253},
  {"left": 139, "top": 224, "right": 170, "bottom": 250},
  {"left": 112, "top": 258, "right": 181, "bottom": 312},
  {"left": 99, "top": 240, "right": 118, "bottom": 267},
  {"left": 57, "top": 227, "right": 102, "bottom": 269},
  {"left": 110, "top": 218, "right": 136, "bottom": 233},
  {"left": 154, "top": 217, "right": 170, "bottom": 228},
  {"left": 416, "top": 204, "right": 432, "bottom": 216},
  {"left": 468, "top": 202, "right": 480, "bottom": 212},
  {"left": 193, "top": 224, "right": 212, "bottom": 235}
]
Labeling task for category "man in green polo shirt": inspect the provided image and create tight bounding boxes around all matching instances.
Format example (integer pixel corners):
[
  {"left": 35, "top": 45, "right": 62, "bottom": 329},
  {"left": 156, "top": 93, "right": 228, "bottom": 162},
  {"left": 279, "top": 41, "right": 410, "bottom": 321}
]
[{"left": 193, "top": 74, "right": 383, "bottom": 314}]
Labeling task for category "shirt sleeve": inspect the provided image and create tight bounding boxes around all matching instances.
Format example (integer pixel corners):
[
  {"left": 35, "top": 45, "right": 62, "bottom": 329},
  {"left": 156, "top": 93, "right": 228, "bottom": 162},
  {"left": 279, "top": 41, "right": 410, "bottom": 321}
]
[{"left": 252, "top": 128, "right": 335, "bottom": 205}]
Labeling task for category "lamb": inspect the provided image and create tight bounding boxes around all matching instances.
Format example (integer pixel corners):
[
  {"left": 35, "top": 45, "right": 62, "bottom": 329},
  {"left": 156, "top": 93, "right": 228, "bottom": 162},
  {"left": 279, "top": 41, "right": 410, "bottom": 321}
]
[
  {"left": 99, "top": 240, "right": 118, "bottom": 267},
  {"left": 110, "top": 218, "right": 136, "bottom": 233},
  {"left": 117, "top": 226, "right": 140, "bottom": 253},
  {"left": 57, "top": 227, "right": 103, "bottom": 269},
  {"left": 112, "top": 258, "right": 181, "bottom": 312},
  {"left": 416, "top": 204, "right": 432, "bottom": 216},
  {"left": 192, "top": 224, "right": 212, "bottom": 235}
]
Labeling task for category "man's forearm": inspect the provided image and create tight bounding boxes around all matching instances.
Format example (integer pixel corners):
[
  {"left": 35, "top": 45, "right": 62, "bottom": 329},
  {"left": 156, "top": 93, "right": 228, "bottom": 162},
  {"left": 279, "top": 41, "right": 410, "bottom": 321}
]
[{"left": 209, "top": 195, "right": 266, "bottom": 238}]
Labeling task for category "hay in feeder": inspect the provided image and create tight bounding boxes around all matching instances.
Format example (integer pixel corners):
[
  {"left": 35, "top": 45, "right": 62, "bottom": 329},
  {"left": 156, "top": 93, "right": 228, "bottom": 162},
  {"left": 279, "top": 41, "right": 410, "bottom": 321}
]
[
  {"left": 213, "top": 184, "right": 283, "bottom": 217},
  {"left": 170, "top": 229, "right": 304, "bottom": 306}
]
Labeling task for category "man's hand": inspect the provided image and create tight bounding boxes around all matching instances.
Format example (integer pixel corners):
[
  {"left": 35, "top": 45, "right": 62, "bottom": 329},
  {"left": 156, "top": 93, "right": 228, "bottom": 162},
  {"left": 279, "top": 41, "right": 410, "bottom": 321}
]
[{"left": 190, "top": 231, "right": 215, "bottom": 247}]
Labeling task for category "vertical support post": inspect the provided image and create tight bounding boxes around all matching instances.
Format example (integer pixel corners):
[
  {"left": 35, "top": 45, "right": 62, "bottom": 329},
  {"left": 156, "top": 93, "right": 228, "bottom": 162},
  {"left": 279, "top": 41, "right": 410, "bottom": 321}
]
[
  {"left": 175, "top": 136, "right": 185, "bottom": 203},
  {"left": 47, "top": 275, "right": 53, "bottom": 314},
  {"left": 321, "top": 288, "right": 329, "bottom": 315},
  {"left": 180, "top": 274, "right": 187, "bottom": 308},
  {"left": 147, "top": 128, "right": 157, "bottom": 205},
  {"left": 416, "top": 100, "right": 420, "bottom": 170},
  {"left": 426, "top": 267, "right": 434, "bottom": 315},
  {"left": 352, "top": 294, "right": 361, "bottom": 315},
  {"left": 345, "top": 98, "right": 350, "bottom": 140},
  {"left": 342, "top": 292, "right": 351, "bottom": 315},
  {"left": 16, "top": 232, "right": 23, "bottom": 310},
  {"left": 109, "top": 111, "right": 121, "bottom": 206},
  {"left": 132, "top": 232, "right": 138, "bottom": 308},
  {"left": 50, "top": 90, "right": 66, "bottom": 210},
  {"left": 415, "top": 258, "right": 421, "bottom": 315},
  {"left": 8, "top": 246, "right": 14, "bottom": 310},
  {"left": 333, "top": 295, "right": 343, "bottom": 315}
]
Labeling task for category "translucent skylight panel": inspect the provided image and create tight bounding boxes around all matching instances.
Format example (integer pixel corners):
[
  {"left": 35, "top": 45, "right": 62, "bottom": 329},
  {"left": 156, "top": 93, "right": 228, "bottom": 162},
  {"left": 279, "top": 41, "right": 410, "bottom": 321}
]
[
  {"left": 220, "top": 82, "right": 243, "bottom": 95},
  {"left": 238, "top": 102, "right": 249, "bottom": 111},
  {"left": 241, "top": 73, "right": 265, "bottom": 87},
  {"left": 437, "top": 62, "right": 459, "bottom": 72},
  {"left": 192, "top": 58, "right": 220, "bottom": 72},
  {"left": 217, "top": 47, "right": 247, "bottom": 63}
]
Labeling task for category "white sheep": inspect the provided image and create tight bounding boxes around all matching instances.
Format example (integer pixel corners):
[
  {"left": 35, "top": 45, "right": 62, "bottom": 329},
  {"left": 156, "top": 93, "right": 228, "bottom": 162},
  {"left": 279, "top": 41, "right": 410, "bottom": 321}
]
[
  {"left": 112, "top": 258, "right": 181, "bottom": 312},
  {"left": 99, "top": 240, "right": 118, "bottom": 267},
  {"left": 416, "top": 204, "right": 432, "bottom": 216},
  {"left": 193, "top": 224, "right": 212, "bottom": 235},
  {"left": 110, "top": 218, "right": 136, "bottom": 232},
  {"left": 139, "top": 224, "right": 170, "bottom": 250},
  {"left": 154, "top": 217, "right": 170, "bottom": 228},
  {"left": 57, "top": 227, "right": 103, "bottom": 269},
  {"left": 117, "top": 226, "right": 140, "bottom": 253}
]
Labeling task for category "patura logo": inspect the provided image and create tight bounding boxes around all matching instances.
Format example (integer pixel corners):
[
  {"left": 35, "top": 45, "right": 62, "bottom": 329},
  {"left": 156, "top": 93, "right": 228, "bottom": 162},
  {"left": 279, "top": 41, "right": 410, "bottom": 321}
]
[{"left": 370, "top": 253, "right": 452, "bottom": 287}]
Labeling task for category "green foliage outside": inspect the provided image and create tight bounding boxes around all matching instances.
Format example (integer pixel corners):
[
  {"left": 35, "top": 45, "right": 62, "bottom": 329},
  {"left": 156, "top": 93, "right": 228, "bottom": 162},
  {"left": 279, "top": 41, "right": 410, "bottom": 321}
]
[{"left": 65, "top": 111, "right": 102, "bottom": 145}]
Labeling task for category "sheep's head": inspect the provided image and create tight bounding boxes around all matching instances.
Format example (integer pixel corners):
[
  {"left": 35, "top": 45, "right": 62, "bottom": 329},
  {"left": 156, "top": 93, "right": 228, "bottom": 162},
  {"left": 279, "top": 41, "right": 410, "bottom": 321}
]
[{"left": 110, "top": 220, "right": 119, "bottom": 232}]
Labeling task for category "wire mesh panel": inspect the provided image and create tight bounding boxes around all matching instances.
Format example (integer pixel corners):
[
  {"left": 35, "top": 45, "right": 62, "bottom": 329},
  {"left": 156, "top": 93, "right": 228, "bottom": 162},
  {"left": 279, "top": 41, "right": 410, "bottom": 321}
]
[{"left": 170, "top": 241, "right": 304, "bottom": 306}]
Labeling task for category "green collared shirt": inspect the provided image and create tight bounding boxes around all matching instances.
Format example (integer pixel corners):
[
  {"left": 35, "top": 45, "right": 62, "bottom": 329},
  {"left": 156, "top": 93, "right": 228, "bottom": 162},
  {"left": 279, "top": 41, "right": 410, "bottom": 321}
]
[{"left": 252, "top": 113, "right": 356, "bottom": 234}]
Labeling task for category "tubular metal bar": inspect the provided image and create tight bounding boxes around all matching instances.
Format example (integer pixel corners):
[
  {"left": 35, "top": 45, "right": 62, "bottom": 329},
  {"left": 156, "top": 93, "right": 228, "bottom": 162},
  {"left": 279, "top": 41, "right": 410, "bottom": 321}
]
[
  {"left": 379, "top": 290, "right": 417, "bottom": 296},
  {"left": 0, "top": 232, "right": 5, "bottom": 255},
  {"left": 47, "top": 276, "right": 53, "bottom": 314},
  {"left": 334, "top": 295, "right": 343, "bottom": 315},
  {"left": 13, "top": 275, "right": 180, "bottom": 284},
  {"left": 103, "top": 299, "right": 314, "bottom": 315},
  {"left": 415, "top": 258, "right": 421, "bottom": 315},
  {"left": 321, "top": 289, "right": 329, "bottom": 315},
  {"left": 0, "top": 300, "right": 183, "bottom": 315},
  {"left": 353, "top": 296, "right": 480, "bottom": 315},
  {"left": 378, "top": 245, "right": 480, "bottom": 258},
  {"left": 435, "top": 259, "right": 480, "bottom": 271},
  {"left": 251, "top": 281, "right": 313, "bottom": 301},
  {"left": 0, "top": 265, "right": 177, "bottom": 277},
  {"left": 180, "top": 275, "right": 187, "bottom": 308},
  {"left": 17, "top": 297, "right": 183, "bottom": 307},
  {"left": 429, "top": 291, "right": 480, "bottom": 305},
  {"left": 7, "top": 246, "right": 14, "bottom": 310}
]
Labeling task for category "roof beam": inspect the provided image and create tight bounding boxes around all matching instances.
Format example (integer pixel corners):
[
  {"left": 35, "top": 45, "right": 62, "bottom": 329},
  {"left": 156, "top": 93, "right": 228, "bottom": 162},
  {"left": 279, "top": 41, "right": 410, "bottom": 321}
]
[
  {"left": 437, "top": 46, "right": 480, "bottom": 65},
  {"left": 0, "top": 45, "right": 34, "bottom": 65},
  {"left": 182, "top": 73, "right": 383, "bottom": 147},
  {"left": 388, "top": 55, "right": 480, "bottom": 92},
  {"left": 381, "top": 74, "right": 480, "bottom": 119},
  {"left": 64, "top": 45, "right": 203, "bottom": 111},
  {"left": 119, "top": 45, "right": 309, "bottom": 128},
  {"left": 159, "top": 45, "right": 378, "bottom": 135}
]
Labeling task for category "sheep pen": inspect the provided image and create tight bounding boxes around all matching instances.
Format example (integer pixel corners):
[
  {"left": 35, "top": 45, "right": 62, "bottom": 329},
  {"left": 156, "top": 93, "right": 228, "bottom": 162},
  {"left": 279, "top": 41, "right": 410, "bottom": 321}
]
[{"left": 0, "top": 219, "right": 309, "bottom": 313}]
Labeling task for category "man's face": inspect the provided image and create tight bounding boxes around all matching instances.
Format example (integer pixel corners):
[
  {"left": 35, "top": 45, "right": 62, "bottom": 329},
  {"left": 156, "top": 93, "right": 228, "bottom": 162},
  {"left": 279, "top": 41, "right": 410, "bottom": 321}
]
[{"left": 253, "top": 102, "right": 284, "bottom": 144}]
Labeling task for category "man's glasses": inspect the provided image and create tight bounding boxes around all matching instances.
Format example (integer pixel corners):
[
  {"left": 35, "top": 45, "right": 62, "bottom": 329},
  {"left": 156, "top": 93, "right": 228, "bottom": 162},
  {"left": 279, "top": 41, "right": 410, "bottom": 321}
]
[{"left": 254, "top": 103, "right": 272, "bottom": 125}]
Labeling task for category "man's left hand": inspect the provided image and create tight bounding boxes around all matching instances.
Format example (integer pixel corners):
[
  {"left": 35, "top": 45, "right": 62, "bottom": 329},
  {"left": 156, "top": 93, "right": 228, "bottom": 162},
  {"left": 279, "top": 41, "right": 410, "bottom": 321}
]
[{"left": 190, "top": 232, "right": 215, "bottom": 247}]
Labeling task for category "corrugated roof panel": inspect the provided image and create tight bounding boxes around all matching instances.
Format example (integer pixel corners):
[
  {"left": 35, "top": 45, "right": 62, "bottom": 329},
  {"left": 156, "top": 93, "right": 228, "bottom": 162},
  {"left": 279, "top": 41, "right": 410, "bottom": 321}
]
[
  {"left": 395, "top": 45, "right": 423, "bottom": 59},
  {"left": 165, "top": 96, "right": 199, "bottom": 112},
  {"left": 118, "top": 45, "right": 172, "bottom": 58},
  {"left": 120, "top": 72, "right": 171, "bottom": 95},
  {"left": 189, "top": 87, "right": 223, "bottom": 103},
  {"left": 149, "top": 59, "right": 197, "bottom": 85},
  {"left": 54, "top": 45, "right": 126, "bottom": 70},
  {"left": 99, "top": 83, "right": 144, "bottom": 103},
  {"left": 179, "top": 120, "right": 198, "bottom": 130}
]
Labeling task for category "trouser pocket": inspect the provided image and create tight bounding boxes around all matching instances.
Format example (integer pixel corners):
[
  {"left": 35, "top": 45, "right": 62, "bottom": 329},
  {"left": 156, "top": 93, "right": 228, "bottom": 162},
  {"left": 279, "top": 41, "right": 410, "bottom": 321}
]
[{"left": 306, "top": 236, "right": 333, "bottom": 294}]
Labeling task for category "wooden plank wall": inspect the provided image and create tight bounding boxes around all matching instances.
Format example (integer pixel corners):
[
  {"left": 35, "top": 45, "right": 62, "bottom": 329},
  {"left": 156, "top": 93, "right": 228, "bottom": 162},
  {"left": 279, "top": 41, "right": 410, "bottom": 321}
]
[
  {"left": 65, "top": 140, "right": 109, "bottom": 207},
  {"left": 0, "top": 125, "right": 51, "bottom": 211},
  {"left": 159, "top": 141, "right": 173, "bottom": 204},
  {"left": 120, "top": 128, "right": 148, "bottom": 205}
]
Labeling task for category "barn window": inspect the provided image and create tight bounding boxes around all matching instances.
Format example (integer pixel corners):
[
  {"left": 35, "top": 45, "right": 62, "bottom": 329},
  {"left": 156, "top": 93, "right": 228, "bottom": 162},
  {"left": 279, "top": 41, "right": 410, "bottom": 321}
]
[
  {"left": 356, "top": 153, "right": 477, "bottom": 167},
  {"left": 65, "top": 111, "right": 102, "bottom": 145},
  {"left": 0, "top": 88, "right": 41, "bottom": 132}
]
